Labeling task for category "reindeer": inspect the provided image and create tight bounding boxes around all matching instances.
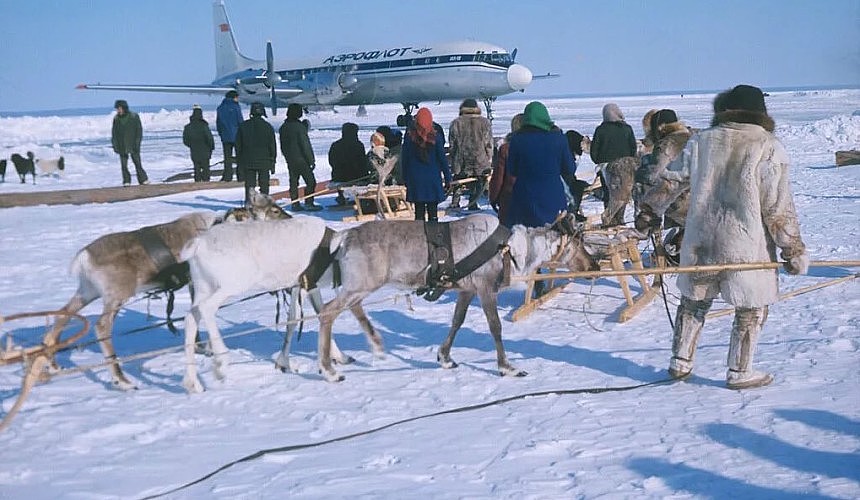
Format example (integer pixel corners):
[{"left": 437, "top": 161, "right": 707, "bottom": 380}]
[
  {"left": 44, "top": 190, "right": 289, "bottom": 389},
  {"left": 315, "top": 213, "right": 599, "bottom": 382},
  {"left": 179, "top": 215, "right": 382, "bottom": 392}
]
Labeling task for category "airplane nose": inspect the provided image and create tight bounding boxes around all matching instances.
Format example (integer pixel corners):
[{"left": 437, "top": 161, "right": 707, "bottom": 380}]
[{"left": 507, "top": 64, "right": 532, "bottom": 91}]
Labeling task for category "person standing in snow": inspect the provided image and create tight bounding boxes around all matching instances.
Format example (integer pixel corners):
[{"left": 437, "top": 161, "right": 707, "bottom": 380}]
[
  {"left": 236, "top": 102, "right": 276, "bottom": 202},
  {"left": 590, "top": 103, "right": 637, "bottom": 217},
  {"left": 216, "top": 90, "right": 244, "bottom": 182},
  {"left": 401, "top": 107, "right": 452, "bottom": 222},
  {"left": 448, "top": 98, "right": 494, "bottom": 210},
  {"left": 182, "top": 105, "right": 215, "bottom": 182},
  {"left": 111, "top": 99, "right": 149, "bottom": 186},
  {"left": 665, "top": 84, "right": 809, "bottom": 389},
  {"left": 328, "top": 122, "right": 371, "bottom": 205},
  {"left": 279, "top": 103, "right": 321, "bottom": 211}
]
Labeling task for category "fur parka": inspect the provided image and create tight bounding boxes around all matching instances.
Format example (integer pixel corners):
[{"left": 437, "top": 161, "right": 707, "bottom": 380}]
[
  {"left": 669, "top": 112, "right": 805, "bottom": 307},
  {"left": 448, "top": 112, "right": 494, "bottom": 177},
  {"left": 634, "top": 121, "right": 692, "bottom": 227}
]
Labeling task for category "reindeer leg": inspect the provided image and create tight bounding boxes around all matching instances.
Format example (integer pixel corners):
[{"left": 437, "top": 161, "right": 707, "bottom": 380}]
[
  {"left": 317, "top": 295, "right": 351, "bottom": 382},
  {"left": 479, "top": 290, "right": 526, "bottom": 377},
  {"left": 196, "top": 291, "right": 231, "bottom": 381},
  {"left": 438, "top": 291, "right": 474, "bottom": 369},
  {"left": 43, "top": 293, "right": 90, "bottom": 374},
  {"left": 95, "top": 302, "right": 136, "bottom": 390},
  {"left": 275, "top": 287, "right": 301, "bottom": 373},
  {"left": 349, "top": 302, "right": 385, "bottom": 359},
  {"left": 182, "top": 308, "right": 205, "bottom": 393},
  {"left": 306, "top": 288, "right": 356, "bottom": 365}
]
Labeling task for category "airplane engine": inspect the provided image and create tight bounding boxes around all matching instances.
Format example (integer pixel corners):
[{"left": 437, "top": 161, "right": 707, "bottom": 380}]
[{"left": 294, "top": 71, "right": 355, "bottom": 105}]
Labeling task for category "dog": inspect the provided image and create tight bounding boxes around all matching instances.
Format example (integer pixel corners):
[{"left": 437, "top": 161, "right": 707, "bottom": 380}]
[
  {"left": 10, "top": 152, "right": 36, "bottom": 184},
  {"left": 35, "top": 156, "right": 65, "bottom": 177}
]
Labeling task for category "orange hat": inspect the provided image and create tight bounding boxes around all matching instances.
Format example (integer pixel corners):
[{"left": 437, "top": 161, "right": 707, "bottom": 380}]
[{"left": 371, "top": 131, "right": 385, "bottom": 147}]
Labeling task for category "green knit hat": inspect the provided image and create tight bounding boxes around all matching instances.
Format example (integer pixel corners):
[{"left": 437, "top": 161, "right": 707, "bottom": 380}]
[{"left": 522, "top": 101, "right": 553, "bottom": 131}]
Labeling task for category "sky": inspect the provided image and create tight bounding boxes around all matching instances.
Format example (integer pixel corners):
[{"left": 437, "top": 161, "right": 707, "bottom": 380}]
[
  {"left": 0, "top": 91, "right": 858, "bottom": 497},
  {"left": 0, "top": 0, "right": 858, "bottom": 113}
]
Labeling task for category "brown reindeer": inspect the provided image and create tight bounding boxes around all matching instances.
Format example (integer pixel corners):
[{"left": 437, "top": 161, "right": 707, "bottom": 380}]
[{"left": 44, "top": 190, "right": 289, "bottom": 389}]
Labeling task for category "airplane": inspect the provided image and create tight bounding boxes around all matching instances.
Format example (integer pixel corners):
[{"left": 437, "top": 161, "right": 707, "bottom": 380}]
[{"left": 77, "top": 1, "right": 546, "bottom": 123}]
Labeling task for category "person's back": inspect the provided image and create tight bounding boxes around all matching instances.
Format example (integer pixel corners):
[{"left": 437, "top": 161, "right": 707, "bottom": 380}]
[
  {"left": 183, "top": 106, "right": 215, "bottom": 181},
  {"left": 279, "top": 103, "right": 320, "bottom": 211},
  {"left": 216, "top": 90, "right": 244, "bottom": 181},
  {"left": 506, "top": 102, "right": 576, "bottom": 228},
  {"left": 329, "top": 122, "right": 369, "bottom": 183},
  {"left": 448, "top": 99, "right": 493, "bottom": 210},
  {"left": 590, "top": 103, "right": 637, "bottom": 164}
]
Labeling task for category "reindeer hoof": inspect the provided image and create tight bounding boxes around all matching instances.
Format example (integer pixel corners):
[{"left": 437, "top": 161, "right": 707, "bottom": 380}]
[
  {"left": 319, "top": 368, "right": 345, "bottom": 383},
  {"left": 499, "top": 367, "right": 528, "bottom": 377},
  {"left": 183, "top": 377, "right": 204, "bottom": 394},
  {"left": 113, "top": 379, "right": 138, "bottom": 391},
  {"left": 334, "top": 354, "right": 356, "bottom": 365}
]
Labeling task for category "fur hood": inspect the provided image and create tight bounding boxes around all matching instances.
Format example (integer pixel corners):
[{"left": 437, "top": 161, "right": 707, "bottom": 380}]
[
  {"left": 711, "top": 110, "right": 775, "bottom": 132},
  {"left": 655, "top": 121, "right": 689, "bottom": 140}
]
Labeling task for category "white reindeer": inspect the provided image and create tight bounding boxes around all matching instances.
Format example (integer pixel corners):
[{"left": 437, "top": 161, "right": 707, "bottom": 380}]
[
  {"left": 179, "top": 215, "right": 383, "bottom": 393},
  {"left": 45, "top": 190, "right": 289, "bottom": 389},
  {"left": 316, "top": 213, "right": 599, "bottom": 382}
]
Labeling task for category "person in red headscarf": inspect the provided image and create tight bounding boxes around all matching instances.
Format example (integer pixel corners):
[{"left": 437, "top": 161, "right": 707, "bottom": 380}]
[{"left": 401, "top": 107, "right": 452, "bottom": 221}]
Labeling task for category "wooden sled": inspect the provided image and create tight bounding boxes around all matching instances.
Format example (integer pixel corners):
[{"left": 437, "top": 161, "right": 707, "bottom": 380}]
[
  {"left": 341, "top": 185, "right": 416, "bottom": 222},
  {"left": 836, "top": 150, "right": 860, "bottom": 167}
]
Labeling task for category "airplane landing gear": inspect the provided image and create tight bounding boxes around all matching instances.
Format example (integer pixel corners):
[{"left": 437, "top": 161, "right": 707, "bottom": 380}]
[
  {"left": 396, "top": 102, "right": 418, "bottom": 127},
  {"left": 482, "top": 96, "right": 497, "bottom": 122}
]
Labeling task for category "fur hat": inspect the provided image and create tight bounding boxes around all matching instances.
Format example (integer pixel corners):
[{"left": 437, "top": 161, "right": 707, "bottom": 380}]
[
  {"left": 370, "top": 131, "right": 386, "bottom": 147},
  {"left": 287, "top": 103, "right": 303, "bottom": 120},
  {"left": 459, "top": 98, "right": 481, "bottom": 115},
  {"left": 250, "top": 102, "right": 267, "bottom": 117},
  {"left": 723, "top": 84, "right": 766, "bottom": 113},
  {"left": 225, "top": 90, "right": 239, "bottom": 99},
  {"left": 114, "top": 100, "right": 129, "bottom": 112},
  {"left": 602, "top": 103, "right": 625, "bottom": 123},
  {"left": 651, "top": 109, "right": 678, "bottom": 129}
]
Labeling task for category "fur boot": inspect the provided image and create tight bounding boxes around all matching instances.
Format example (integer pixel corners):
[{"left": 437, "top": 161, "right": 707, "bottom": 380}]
[
  {"left": 726, "top": 306, "right": 773, "bottom": 389},
  {"left": 668, "top": 296, "right": 713, "bottom": 378}
]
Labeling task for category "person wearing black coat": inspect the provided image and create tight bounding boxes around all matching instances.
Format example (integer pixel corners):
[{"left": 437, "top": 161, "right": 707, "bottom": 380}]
[
  {"left": 182, "top": 106, "right": 215, "bottom": 182},
  {"left": 279, "top": 103, "right": 321, "bottom": 211},
  {"left": 590, "top": 103, "right": 637, "bottom": 211},
  {"left": 236, "top": 102, "right": 277, "bottom": 202},
  {"left": 328, "top": 122, "right": 371, "bottom": 205}
]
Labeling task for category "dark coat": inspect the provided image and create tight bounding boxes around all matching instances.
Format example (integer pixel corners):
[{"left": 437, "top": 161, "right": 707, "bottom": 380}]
[
  {"left": 111, "top": 111, "right": 143, "bottom": 154},
  {"left": 183, "top": 114, "right": 215, "bottom": 163},
  {"left": 505, "top": 127, "right": 576, "bottom": 227},
  {"left": 279, "top": 119, "right": 315, "bottom": 169},
  {"left": 328, "top": 125, "right": 371, "bottom": 182},
  {"left": 216, "top": 97, "right": 243, "bottom": 144},
  {"left": 401, "top": 130, "right": 452, "bottom": 203},
  {"left": 236, "top": 116, "right": 276, "bottom": 171},
  {"left": 590, "top": 121, "right": 637, "bottom": 164}
]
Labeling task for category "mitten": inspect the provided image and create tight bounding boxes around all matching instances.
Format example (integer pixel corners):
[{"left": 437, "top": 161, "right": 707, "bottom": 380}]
[{"left": 783, "top": 251, "right": 809, "bottom": 275}]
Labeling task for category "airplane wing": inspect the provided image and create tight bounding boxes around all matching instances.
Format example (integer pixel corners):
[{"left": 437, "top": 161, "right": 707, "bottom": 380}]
[
  {"left": 76, "top": 83, "right": 303, "bottom": 98},
  {"left": 76, "top": 83, "right": 236, "bottom": 95}
]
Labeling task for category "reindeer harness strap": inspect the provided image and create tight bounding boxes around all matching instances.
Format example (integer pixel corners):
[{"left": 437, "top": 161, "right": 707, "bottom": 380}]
[
  {"left": 134, "top": 227, "right": 190, "bottom": 334},
  {"left": 299, "top": 227, "right": 337, "bottom": 291},
  {"left": 418, "top": 222, "right": 512, "bottom": 301}
]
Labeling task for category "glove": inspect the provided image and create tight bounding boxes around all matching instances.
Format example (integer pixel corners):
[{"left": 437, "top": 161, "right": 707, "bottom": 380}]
[{"left": 783, "top": 251, "right": 809, "bottom": 275}]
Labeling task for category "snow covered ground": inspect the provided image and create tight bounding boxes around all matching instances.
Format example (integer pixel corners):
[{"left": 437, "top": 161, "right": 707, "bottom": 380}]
[{"left": 0, "top": 89, "right": 858, "bottom": 499}]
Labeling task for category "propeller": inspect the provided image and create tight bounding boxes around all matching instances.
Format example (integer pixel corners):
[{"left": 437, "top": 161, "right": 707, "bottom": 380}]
[
  {"left": 264, "top": 41, "right": 280, "bottom": 115},
  {"left": 510, "top": 47, "right": 518, "bottom": 62}
]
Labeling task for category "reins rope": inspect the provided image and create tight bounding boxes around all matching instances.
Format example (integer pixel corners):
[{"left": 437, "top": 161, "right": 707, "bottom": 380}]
[{"left": 139, "top": 376, "right": 678, "bottom": 500}]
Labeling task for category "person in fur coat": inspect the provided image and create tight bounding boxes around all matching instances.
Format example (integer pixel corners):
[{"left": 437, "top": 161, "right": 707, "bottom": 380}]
[
  {"left": 663, "top": 85, "right": 808, "bottom": 389},
  {"left": 488, "top": 113, "right": 523, "bottom": 224},
  {"left": 633, "top": 109, "right": 693, "bottom": 261},
  {"left": 448, "top": 98, "right": 494, "bottom": 210}
]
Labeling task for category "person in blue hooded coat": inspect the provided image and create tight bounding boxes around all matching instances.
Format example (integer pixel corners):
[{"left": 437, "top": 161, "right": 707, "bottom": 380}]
[
  {"left": 401, "top": 107, "right": 452, "bottom": 222},
  {"left": 505, "top": 101, "right": 577, "bottom": 228}
]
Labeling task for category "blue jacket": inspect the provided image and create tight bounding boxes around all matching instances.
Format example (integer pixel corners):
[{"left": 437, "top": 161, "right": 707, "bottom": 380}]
[
  {"left": 216, "top": 97, "right": 243, "bottom": 144},
  {"left": 402, "top": 130, "right": 452, "bottom": 203},
  {"left": 505, "top": 127, "right": 576, "bottom": 227}
]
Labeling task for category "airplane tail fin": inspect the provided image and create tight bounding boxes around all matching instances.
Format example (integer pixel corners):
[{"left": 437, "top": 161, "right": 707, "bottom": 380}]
[{"left": 212, "top": 1, "right": 257, "bottom": 79}]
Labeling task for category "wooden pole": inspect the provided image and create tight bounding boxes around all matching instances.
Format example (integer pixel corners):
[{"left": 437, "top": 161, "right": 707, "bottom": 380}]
[
  {"left": 706, "top": 273, "right": 859, "bottom": 319},
  {"left": 511, "top": 260, "right": 860, "bottom": 282}
]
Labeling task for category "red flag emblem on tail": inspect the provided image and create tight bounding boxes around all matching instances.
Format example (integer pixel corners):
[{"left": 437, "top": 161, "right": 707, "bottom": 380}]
[{"left": 219, "top": 23, "right": 230, "bottom": 32}]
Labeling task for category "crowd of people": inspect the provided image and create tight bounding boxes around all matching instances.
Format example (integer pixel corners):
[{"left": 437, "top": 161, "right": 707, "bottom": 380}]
[{"left": 107, "top": 84, "right": 808, "bottom": 389}]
